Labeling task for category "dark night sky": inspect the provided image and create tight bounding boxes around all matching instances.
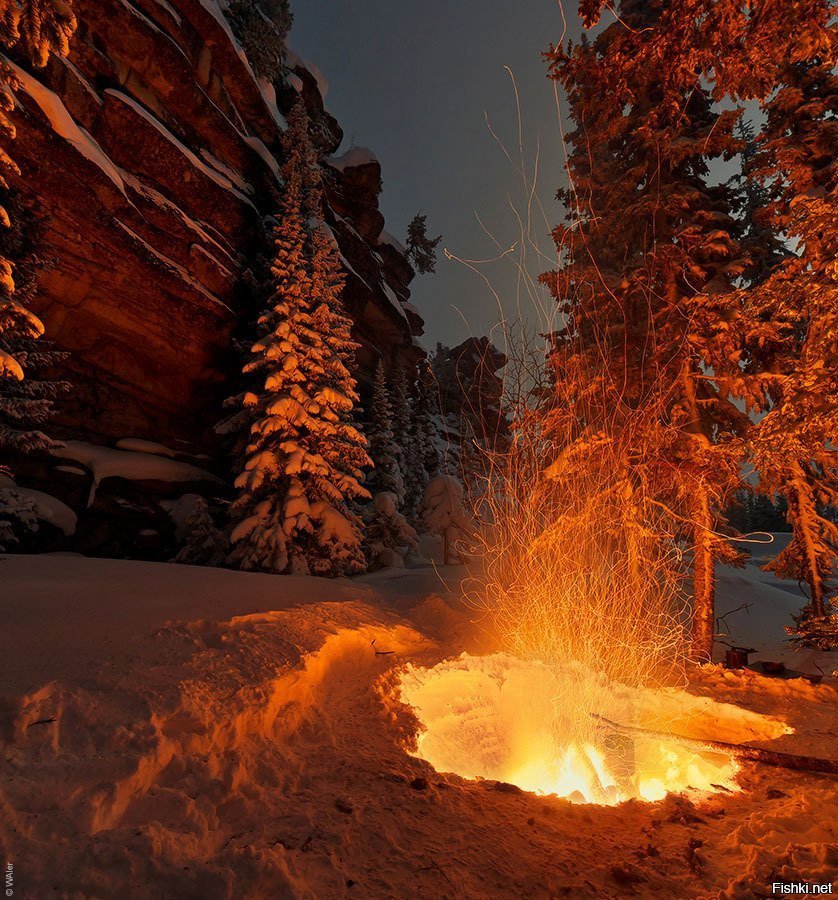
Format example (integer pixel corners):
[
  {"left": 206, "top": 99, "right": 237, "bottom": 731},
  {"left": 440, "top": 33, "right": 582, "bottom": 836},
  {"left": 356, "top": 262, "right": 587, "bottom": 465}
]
[{"left": 289, "top": 1, "right": 584, "bottom": 351}]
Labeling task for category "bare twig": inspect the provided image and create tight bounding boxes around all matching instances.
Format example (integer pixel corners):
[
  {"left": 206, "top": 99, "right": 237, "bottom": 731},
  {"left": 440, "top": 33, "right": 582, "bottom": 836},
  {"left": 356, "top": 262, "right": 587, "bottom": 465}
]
[{"left": 26, "top": 717, "right": 57, "bottom": 728}]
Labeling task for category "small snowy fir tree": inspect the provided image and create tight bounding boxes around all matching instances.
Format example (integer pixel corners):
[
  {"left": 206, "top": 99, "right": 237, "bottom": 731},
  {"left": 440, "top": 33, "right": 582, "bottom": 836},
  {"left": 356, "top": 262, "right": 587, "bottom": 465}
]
[
  {"left": 366, "top": 360, "right": 405, "bottom": 505},
  {"left": 221, "top": 100, "right": 370, "bottom": 576},
  {"left": 402, "top": 397, "right": 428, "bottom": 523},
  {"left": 403, "top": 361, "right": 441, "bottom": 522},
  {"left": 785, "top": 609, "right": 838, "bottom": 652},
  {"left": 405, "top": 214, "right": 441, "bottom": 275},
  {"left": 421, "top": 474, "right": 472, "bottom": 565},
  {"left": 363, "top": 491, "right": 419, "bottom": 569},
  {"left": 172, "top": 496, "right": 228, "bottom": 567},
  {"left": 389, "top": 362, "right": 410, "bottom": 496},
  {"left": 0, "top": 474, "right": 37, "bottom": 551}
]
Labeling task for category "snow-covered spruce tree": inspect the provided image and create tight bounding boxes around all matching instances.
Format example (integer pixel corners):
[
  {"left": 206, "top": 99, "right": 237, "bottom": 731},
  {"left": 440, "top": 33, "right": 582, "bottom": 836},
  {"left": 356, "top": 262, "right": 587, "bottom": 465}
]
[
  {"left": 363, "top": 491, "right": 418, "bottom": 569},
  {"left": 172, "top": 496, "right": 229, "bottom": 567},
  {"left": 389, "top": 361, "right": 410, "bottom": 501},
  {"left": 742, "top": 38, "right": 837, "bottom": 625},
  {"left": 665, "top": 0, "right": 838, "bottom": 627},
  {"left": 402, "top": 422, "right": 424, "bottom": 524},
  {"left": 0, "top": 474, "right": 37, "bottom": 551},
  {"left": 421, "top": 474, "right": 472, "bottom": 565},
  {"left": 226, "top": 0, "right": 291, "bottom": 82},
  {"left": 0, "top": 1, "right": 75, "bottom": 542},
  {"left": 366, "top": 360, "right": 405, "bottom": 506},
  {"left": 0, "top": 197, "right": 68, "bottom": 459},
  {"left": 402, "top": 359, "right": 441, "bottom": 523},
  {"left": 430, "top": 336, "right": 509, "bottom": 492},
  {"left": 1, "top": 0, "right": 76, "bottom": 67},
  {"left": 222, "top": 100, "right": 371, "bottom": 576},
  {"left": 405, "top": 214, "right": 441, "bottom": 275},
  {"left": 543, "top": 0, "right": 759, "bottom": 662}
]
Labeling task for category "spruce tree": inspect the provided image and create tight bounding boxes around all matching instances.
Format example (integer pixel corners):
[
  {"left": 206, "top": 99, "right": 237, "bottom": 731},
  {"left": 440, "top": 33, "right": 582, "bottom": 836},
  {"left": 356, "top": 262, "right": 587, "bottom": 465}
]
[
  {"left": 668, "top": 0, "right": 837, "bottom": 625},
  {"left": 364, "top": 491, "right": 419, "bottom": 569},
  {"left": 172, "top": 497, "right": 228, "bottom": 567},
  {"left": 0, "top": 7, "right": 75, "bottom": 542},
  {"left": 743, "top": 52, "right": 837, "bottom": 622},
  {"left": 402, "top": 360, "right": 440, "bottom": 524},
  {"left": 366, "top": 360, "right": 405, "bottom": 506},
  {"left": 421, "top": 474, "right": 472, "bottom": 565},
  {"left": 405, "top": 214, "right": 441, "bottom": 275},
  {"left": 0, "top": 478, "right": 37, "bottom": 551},
  {"left": 222, "top": 100, "right": 370, "bottom": 576},
  {"left": 389, "top": 362, "right": 410, "bottom": 500},
  {"left": 544, "top": 0, "right": 752, "bottom": 662},
  {"left": 401, "top": 375, "right": 424, "bottom": 523},
  {"left": 1, "top": 0, "right": 76, "bottom": 454},
  {"left": 550, "top": 0, "right": 836, "bottom": 654}
]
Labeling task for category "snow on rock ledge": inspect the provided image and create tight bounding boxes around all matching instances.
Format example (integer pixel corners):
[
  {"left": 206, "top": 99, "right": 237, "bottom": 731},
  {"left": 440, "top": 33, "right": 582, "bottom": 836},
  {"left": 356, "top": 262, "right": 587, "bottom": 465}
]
[
  {"left": 6, "top": 0, "right": 425, "bottom": 556},
  {"left": 326, "top": 146, "right": 379, "bottom": 171},
  {"left": 53, "top": 440, "right": 223, "bottom": 505}
]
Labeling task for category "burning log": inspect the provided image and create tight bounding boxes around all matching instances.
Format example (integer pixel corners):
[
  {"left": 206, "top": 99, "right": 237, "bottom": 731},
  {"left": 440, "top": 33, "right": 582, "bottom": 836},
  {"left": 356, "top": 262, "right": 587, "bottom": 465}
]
[{"left": 592, "top": 714, "right": 838, "bottom": 776}]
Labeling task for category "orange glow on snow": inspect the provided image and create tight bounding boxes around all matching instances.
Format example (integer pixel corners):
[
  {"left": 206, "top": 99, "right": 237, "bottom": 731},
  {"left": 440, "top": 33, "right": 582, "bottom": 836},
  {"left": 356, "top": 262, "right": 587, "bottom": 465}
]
[{"left": 399, "top": 653, "right": 790, "bottom": 805}]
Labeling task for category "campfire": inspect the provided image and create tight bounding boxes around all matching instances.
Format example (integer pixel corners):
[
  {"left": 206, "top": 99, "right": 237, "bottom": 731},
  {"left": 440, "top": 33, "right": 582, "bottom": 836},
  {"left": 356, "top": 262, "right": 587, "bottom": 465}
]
[{"left": 398, "top": 653, "right": 791, "bottom": 804}]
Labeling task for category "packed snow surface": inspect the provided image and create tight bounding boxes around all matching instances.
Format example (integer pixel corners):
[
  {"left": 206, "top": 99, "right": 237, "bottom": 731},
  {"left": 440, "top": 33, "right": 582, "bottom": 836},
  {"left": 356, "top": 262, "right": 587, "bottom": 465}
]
[{"left": 0, "top": 548, "right": 835, "bottom": 898}]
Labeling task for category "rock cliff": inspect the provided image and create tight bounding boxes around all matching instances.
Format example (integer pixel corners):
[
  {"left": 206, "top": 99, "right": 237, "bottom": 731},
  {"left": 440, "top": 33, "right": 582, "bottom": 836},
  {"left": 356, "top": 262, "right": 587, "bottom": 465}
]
[
  {"left": 2, "top": 0, "right": 425, "bottom": 555},
  {"left": 6, "top": 0, "right": 422, "bottom": 455}
]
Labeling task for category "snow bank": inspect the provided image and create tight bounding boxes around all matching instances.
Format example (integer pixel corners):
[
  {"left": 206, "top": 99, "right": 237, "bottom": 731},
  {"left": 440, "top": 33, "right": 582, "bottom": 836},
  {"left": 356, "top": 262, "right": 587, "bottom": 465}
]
[
  {"left": 0, "top": 553, "right": 835, "bottom": 898},
  {"left": 52, "top": 440, "right": 223, "bottom": 504},
  {"left": 715, "top": 543, "right": 838, "bottom": 672}
]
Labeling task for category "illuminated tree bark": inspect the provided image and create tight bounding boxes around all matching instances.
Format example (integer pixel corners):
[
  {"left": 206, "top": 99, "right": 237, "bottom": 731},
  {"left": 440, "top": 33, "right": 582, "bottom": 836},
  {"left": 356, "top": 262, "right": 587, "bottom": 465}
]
[{"left": 691, "top": 491, "right": 716, "bottom": 663}]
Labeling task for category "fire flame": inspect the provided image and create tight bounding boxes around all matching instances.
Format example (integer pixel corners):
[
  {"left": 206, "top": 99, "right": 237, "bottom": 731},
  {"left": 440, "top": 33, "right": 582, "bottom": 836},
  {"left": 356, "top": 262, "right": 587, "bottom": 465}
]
[{"left": 399, "top": 653, "right": 789, "bottom": 804}]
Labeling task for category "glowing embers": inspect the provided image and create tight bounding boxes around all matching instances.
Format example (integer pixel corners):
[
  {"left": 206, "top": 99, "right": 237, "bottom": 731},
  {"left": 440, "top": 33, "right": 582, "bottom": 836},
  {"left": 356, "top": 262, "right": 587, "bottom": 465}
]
[{"left": 398, "top": 653, "right": 790, "bottom": 805}]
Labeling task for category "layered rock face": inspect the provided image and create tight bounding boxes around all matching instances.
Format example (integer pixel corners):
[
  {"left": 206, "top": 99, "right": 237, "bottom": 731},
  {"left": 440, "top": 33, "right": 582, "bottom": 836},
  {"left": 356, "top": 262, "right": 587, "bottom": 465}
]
[
  {"left": 7, "top": 0, "right": 422, "bottom": 455},
  {"left": 3, "top": 0, "right": 425, "bottom": 555}
]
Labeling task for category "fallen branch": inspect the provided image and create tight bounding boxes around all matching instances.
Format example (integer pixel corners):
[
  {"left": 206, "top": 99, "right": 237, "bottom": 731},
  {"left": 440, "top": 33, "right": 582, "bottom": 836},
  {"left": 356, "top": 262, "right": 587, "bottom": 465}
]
[{"left": 592, "top": 714, "right": 838, "bottom": 776}]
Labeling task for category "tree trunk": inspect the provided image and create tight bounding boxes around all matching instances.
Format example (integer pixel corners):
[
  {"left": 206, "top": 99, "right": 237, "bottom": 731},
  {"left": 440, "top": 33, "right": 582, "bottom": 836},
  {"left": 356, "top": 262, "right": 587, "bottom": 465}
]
[
  {"left": 790, "top": 475, "right": 827, "bottom": 618},
  {"left": 691, "top": 490, "right": 716, "bottom": 664},
  {"left": 680, "top": 363, "right": 718, "bottom": 664},
  {"left": 443, "top": 528, "right": 452, "bottom": 565}
]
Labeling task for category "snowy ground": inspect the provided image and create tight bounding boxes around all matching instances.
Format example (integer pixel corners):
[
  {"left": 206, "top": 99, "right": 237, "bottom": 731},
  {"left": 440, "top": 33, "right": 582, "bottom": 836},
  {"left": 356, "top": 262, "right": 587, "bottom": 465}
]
[{"left": 0, "top": 542, "right": 835, "bottom": 898}]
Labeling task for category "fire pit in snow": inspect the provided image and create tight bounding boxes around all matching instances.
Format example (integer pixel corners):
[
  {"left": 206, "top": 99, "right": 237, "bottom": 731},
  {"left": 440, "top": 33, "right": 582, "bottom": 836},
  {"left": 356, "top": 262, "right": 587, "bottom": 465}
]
[{"left": 398, "top": 653, "right": 793, "bottom": 805}]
